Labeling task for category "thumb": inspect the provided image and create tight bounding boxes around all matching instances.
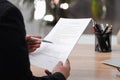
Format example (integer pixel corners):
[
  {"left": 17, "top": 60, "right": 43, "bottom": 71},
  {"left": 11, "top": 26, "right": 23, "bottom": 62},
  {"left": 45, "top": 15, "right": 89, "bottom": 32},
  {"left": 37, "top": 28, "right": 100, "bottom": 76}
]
[{"left": 56, "top": 61, "right": 63, "bottom": 67}]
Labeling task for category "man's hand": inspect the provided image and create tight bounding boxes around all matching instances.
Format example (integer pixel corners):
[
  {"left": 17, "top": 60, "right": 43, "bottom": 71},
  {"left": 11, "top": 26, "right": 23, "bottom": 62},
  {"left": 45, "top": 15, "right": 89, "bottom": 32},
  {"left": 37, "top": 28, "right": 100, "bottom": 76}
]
[
  {"left": 53, "top": 59, "right": 70, "bottom": 79},
  {"left": 45, "top": 59, "right": 70, "bottom": 79},
  {"left": 26, "top": 35, "right": 41, "bottom": 53}
]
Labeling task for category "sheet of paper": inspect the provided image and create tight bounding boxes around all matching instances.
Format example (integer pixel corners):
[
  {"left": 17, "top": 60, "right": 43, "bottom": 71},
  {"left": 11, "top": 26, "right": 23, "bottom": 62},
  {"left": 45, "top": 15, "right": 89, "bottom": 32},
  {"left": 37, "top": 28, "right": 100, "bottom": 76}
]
[
  {"left": 29, "top": 18, "right": 92, "bottom": 71},
  {"left": 102, "top": 58, "right": 120, "bottom": 68}
]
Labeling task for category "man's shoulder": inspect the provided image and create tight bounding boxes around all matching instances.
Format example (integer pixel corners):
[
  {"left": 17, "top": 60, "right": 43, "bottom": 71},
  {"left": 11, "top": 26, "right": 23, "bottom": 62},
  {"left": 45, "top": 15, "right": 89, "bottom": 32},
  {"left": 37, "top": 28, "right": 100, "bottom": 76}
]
[
  {"left": 0, "top": 0, "right": 16, "bottom": 10},
  {"left": 0, "top": 0, "right": 19, "bottom": 16}
]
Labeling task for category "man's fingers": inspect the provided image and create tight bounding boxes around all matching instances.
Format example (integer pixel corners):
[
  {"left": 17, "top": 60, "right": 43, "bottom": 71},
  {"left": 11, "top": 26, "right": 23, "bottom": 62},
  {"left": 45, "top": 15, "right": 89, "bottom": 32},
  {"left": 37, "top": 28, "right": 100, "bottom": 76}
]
[
  {"left": 56, "top": 61, "right": 63, "bottom": 67},
  {"left": 57, "top": 60, "right": 70, "bottom": 67},
  {"left": 64, "top": 59, "right": 70, "bottom": 67},
  {"left": 31, "top": 36, "right": 42, "bottom": 39},
  {"left": 45, "top": 70, "right": 52, "bottom": 75}
]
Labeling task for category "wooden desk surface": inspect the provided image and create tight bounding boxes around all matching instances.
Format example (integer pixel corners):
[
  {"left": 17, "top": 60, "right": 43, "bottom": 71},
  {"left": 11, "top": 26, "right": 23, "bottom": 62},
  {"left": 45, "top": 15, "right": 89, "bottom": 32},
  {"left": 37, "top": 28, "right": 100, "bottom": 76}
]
[{"left": 31, "top": 44, "right": 120, "bottom": 80}]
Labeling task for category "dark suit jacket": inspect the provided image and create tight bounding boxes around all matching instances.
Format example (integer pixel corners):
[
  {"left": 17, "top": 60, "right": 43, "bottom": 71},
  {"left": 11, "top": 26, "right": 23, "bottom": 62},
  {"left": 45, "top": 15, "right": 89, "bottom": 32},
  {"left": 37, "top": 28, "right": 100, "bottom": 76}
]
[{"left": 0, "top": 0, "right": 65, "bottom": 80}]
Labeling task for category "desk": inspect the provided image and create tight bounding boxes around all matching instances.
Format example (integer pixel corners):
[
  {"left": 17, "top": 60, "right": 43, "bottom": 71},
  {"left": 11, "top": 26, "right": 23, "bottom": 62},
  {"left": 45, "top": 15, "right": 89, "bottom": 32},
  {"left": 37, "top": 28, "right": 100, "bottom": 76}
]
[{"left": 31, "top": 44, "right": 120, "bottom": 80}]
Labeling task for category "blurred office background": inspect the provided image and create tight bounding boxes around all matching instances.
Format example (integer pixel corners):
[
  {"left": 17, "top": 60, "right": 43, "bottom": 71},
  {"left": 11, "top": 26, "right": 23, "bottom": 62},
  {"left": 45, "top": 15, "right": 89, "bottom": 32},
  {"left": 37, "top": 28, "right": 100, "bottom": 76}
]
[{"left": 8, "top": 0, "right": 120, "bottom": 44}]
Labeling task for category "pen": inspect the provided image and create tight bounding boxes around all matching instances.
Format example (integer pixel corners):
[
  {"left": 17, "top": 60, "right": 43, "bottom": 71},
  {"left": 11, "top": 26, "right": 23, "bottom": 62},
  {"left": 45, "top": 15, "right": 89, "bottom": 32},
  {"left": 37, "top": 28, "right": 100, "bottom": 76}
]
[
  {"left": 30, "top": 37, "right": 53, "bottom": 43},
  {"left": 92, "top": 19, "right": 102, "bottom": 33},
  {"left": 106, "top": 25, "right": 112, "bottom": 33},
  {"left": 102, "top": 24, "right": 109, "bottom": 35},
  {"left": 100, "top": 24, "right": 105, "bottom": 31},
  {"left": 92, "top": 19, "right": 97, "bottom": 32},
  {"left": 95, "top": 24, "right": 102, "bottom": 33}
]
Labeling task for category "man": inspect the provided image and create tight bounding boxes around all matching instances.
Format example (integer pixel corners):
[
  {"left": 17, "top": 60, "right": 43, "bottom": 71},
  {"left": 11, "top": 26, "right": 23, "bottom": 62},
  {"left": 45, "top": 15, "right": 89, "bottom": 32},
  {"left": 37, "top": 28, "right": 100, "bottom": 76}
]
[{"left": 0, "top": 0, "right": 70, "bottom": 80}]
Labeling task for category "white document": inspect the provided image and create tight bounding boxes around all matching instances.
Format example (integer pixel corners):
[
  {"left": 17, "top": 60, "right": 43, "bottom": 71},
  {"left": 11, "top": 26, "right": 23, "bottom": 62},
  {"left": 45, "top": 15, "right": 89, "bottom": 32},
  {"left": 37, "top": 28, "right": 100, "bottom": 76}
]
[
  {"left": 29, "top": 18, "right": 92, "bottom": 71},
  {"left": 102, "top": 58, "right": 120, "bottom": 68}
]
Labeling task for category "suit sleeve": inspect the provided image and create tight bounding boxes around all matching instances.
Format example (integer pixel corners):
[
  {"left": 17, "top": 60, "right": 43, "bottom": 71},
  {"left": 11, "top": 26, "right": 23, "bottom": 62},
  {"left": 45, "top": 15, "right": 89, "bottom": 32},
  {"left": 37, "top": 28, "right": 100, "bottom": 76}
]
[
  {"left": 33, "top": 72, "right": 66, "bottom": 80},
  {"left": 0, "top": 4, "right": 33, "bottom": 79}
]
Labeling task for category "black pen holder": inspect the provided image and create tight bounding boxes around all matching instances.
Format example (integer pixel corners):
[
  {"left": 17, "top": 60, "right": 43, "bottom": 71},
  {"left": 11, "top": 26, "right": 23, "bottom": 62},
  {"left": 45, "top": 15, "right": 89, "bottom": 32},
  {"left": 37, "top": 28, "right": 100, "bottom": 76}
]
[{"left": 95, "top": 32, "right": 112, "bottom": 52}]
